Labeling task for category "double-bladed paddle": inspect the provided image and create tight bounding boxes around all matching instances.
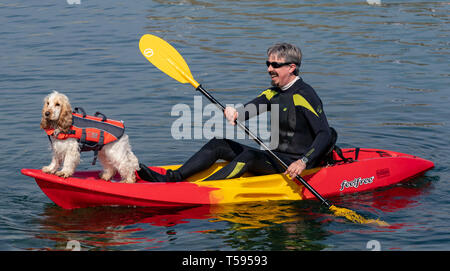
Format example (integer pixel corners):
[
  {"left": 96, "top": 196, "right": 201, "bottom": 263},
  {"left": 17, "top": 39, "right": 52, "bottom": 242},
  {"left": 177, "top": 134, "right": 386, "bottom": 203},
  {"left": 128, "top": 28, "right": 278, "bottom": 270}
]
[{"left": 139, "top": 34, "right": 388, "bottom": 226}]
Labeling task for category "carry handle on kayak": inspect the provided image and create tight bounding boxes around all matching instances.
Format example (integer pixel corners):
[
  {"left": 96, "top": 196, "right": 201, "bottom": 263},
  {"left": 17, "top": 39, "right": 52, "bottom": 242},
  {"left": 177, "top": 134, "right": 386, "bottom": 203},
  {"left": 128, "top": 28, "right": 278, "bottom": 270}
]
[{"left": 139, "top": 34, "right": 388, "bottom": 226}]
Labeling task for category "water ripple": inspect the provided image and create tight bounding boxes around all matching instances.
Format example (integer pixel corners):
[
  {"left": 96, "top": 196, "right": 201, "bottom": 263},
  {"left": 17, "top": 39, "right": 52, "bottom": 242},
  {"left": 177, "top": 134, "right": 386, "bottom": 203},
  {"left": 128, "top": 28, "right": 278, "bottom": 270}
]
[{"left": 1, "top": 0, "right": 448, "bottom": 251}]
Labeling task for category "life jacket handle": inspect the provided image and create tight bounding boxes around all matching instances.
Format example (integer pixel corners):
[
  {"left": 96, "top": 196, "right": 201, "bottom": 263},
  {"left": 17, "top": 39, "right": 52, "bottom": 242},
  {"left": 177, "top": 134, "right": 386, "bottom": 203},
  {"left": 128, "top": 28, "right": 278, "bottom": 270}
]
[
  {"left": 74, "top": 107, "right": 109, "bottom": 122},
  {"left": 73, "top": 107, "right": 87, "bottom": 118},
  {"left": 94, "top": 111, "right": 107, "bottom": 122}
]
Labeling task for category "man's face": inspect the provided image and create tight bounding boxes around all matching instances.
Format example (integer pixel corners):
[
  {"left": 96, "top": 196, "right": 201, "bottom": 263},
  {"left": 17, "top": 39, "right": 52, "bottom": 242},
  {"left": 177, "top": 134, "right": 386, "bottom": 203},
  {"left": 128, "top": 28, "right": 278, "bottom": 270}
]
[{"left": 267, "top": 54, "right": 296, "bottom": 88}]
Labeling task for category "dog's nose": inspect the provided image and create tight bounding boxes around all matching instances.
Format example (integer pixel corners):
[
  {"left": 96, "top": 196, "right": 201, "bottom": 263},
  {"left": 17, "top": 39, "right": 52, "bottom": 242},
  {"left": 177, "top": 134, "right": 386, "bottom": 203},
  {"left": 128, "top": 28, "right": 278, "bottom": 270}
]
[{"left": 45, "top": 111, "right": 50, "bottom": 117}]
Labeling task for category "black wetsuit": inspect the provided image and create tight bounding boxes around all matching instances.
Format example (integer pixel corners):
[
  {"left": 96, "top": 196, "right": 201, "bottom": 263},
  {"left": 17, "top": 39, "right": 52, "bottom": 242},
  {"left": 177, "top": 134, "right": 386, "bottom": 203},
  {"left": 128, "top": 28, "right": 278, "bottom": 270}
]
[{"left": 138, "top": 78, "right": 332, "bottom": 182}]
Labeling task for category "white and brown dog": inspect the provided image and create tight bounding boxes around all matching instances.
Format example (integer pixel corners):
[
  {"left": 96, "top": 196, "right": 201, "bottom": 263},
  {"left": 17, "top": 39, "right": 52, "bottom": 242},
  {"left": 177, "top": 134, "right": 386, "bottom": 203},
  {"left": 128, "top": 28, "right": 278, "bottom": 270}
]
[{"left": 40, "top": 91, "right": 139, "bottom": 183}]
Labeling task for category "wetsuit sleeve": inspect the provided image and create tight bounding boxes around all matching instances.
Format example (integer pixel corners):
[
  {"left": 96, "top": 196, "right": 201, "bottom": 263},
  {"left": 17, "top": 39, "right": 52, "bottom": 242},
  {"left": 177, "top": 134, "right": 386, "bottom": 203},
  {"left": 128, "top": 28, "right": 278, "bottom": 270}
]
[
  {"left": 235, "top": 89, "right": 276, "bottom": 122},
  {"left": 297, "top": 95, "right": 332, "bottom": 164}
]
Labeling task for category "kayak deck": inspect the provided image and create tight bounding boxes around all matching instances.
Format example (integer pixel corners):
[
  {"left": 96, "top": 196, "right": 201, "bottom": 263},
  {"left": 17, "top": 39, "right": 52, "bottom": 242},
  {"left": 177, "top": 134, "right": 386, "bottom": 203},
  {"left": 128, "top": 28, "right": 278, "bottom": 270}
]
[{"left": 21, "top": 148, "right": 434, "bottom": 209}]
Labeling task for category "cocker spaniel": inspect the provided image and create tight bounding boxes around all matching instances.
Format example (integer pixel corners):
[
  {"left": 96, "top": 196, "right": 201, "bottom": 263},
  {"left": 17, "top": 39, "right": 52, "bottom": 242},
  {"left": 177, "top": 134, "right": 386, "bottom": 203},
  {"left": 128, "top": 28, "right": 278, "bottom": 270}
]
[{"left": 40, "top": 91, "right": 140, "bottom": 183}]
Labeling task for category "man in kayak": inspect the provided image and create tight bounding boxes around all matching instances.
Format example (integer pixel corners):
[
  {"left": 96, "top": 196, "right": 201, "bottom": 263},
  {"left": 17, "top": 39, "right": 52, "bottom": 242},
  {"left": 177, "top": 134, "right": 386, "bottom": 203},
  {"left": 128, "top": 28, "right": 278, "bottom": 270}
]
[{"left": 138, "top": 42, "right": 332, "bottom": 182}]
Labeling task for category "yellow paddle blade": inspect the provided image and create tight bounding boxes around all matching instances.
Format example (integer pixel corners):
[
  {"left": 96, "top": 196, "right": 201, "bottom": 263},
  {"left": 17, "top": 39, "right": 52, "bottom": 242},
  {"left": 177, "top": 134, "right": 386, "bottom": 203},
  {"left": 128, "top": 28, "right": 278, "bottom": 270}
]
[
  {"left": 139, "top": 34, "right": 200, "bottom": 88},
  {"left": 329, "top": 205, "right": 389, "bottom": 227}
]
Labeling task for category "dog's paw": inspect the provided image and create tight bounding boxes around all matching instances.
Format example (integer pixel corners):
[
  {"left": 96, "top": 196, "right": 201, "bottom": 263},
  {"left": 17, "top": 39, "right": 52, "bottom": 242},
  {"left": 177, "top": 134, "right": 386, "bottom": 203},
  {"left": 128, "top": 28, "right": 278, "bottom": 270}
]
[
  {"left": 119, "top": 179, "right": 136, "bottom": 184},
  {"left": 55, "top": 170, "right": 72, "bottom": 178},
  {"left": 42, "top": 166, "right": 56, "bottom": 174},
  {"left": 99, "top": 172, "right": 113, "bottom": 182}
]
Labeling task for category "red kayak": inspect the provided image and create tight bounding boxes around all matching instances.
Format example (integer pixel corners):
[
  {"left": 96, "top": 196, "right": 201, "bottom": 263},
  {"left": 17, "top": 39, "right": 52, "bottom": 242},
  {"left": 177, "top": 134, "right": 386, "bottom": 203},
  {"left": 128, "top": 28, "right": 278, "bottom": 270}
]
[{"left": 21, "top": 148, "right": 434, "bottom": 209}]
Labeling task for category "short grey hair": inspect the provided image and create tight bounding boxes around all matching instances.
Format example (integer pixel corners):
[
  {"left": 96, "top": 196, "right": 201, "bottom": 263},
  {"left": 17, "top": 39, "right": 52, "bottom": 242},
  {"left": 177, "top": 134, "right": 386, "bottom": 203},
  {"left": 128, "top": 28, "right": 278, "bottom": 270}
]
[{"left": 267, "top": 43, "right": 302, "bottom": 75}]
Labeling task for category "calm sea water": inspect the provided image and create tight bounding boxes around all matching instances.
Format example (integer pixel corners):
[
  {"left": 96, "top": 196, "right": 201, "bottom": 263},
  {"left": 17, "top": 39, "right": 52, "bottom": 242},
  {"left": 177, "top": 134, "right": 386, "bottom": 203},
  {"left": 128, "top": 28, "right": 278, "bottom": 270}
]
[{"left": 0, "top": 0, "right": 448, "bottom": 251}]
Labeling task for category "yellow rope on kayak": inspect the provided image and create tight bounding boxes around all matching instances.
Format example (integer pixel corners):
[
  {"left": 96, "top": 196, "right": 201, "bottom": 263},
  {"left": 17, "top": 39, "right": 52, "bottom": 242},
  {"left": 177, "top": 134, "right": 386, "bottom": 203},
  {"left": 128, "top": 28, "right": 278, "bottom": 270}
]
[{"left": 329, "top": 205, "right": 389, "bottom": 227}]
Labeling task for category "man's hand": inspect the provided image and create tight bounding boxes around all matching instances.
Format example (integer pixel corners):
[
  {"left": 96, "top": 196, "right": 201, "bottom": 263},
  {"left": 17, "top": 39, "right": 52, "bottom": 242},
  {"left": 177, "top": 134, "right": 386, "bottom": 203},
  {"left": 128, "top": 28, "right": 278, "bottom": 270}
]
[
  {"left": 224, "top": 106, "right": 238, "bottom": 126},
  {"left": 284, "top": 159, "right": 307, "bottom": 179}
]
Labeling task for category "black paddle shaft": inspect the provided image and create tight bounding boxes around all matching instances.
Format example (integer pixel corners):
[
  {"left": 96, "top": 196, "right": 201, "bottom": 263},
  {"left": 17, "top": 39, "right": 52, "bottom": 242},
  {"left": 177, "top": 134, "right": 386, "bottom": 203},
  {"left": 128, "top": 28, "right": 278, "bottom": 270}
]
[{"left": 196, "top": 85, "right": 331, "bottom": 208}]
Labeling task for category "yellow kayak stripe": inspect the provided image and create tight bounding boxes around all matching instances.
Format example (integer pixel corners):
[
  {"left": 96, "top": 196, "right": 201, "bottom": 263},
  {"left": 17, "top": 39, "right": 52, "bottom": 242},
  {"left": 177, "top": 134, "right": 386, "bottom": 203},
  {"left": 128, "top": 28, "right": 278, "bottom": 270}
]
[{"left": 158, "top": 163, "right": 320, "bottom": 205}]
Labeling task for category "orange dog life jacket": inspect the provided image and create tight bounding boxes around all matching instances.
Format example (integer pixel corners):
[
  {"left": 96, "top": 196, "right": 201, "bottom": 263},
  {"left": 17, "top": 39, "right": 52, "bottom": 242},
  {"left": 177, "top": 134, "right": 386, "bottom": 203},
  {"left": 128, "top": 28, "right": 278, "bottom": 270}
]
[{"left": 45, "top": 107, "right": 125, "bottom": 164}]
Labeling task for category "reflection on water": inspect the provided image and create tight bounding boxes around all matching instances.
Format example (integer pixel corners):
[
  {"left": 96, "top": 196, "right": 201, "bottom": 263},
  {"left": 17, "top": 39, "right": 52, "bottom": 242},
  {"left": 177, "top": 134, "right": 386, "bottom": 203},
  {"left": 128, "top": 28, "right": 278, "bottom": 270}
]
[
  {"left": 35, "top": 202, "right": 329, "bottom": 250},
  {"left": 31, "top": 176, "right": 434, "bottom": 251}
]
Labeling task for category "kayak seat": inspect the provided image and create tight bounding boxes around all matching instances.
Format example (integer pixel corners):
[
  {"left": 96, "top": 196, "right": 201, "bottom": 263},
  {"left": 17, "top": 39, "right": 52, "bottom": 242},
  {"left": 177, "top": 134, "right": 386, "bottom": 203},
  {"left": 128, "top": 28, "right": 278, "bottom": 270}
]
[{"left": 320, "top": 127, "right": 354, "bottom": 166}]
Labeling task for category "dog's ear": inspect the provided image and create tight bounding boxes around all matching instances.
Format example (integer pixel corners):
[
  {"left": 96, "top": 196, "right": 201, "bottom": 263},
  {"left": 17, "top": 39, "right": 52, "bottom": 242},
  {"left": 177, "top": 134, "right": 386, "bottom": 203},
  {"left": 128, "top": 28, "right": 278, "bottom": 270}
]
[
  {"left": 40, "top": 96, "right": 49, "bottom": 130},
  {"left": 40, "top": 115, "right": 49, "bottom": 130},
  {"left": 57, "top": 99, "right": 73, "bottom": 132}
]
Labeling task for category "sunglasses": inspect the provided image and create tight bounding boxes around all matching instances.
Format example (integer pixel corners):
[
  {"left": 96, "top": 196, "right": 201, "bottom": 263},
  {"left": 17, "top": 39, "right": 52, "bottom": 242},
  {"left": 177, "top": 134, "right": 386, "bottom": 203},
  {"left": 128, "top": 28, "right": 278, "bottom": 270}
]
[{"left": 266, "top": 61, "right": 293, "bottom": 68}]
